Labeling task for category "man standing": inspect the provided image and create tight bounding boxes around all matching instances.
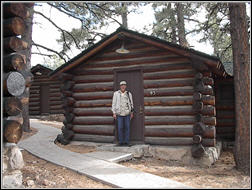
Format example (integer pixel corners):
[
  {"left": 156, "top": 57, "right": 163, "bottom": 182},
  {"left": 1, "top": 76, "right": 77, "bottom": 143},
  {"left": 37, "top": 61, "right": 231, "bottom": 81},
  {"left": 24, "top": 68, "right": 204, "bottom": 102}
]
[{"left": 112, "top": 81, "right": 134, "bottom": 146}]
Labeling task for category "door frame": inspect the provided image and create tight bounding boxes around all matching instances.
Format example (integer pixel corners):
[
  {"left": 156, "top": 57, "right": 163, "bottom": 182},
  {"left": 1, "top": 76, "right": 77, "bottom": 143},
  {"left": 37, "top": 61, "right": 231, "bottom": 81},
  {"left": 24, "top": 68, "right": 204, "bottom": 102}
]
[{"left": 113, "top": 66, "right": 145, "bottom": 144}]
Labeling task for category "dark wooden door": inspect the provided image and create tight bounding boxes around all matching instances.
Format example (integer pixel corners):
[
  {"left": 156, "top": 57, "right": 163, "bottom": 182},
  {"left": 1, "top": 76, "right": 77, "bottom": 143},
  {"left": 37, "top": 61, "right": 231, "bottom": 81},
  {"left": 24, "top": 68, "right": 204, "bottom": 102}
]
[
  {"left": 40, "top": 85, "right": 49, "bottom": 114},
  {"left": 114, "top": 68, "right": 144, "bottom": 144}
]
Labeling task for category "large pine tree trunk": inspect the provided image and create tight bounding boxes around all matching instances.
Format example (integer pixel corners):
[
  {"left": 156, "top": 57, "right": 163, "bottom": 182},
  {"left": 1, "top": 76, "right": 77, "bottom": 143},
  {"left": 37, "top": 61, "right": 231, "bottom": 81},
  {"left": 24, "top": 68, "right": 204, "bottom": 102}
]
[
  {"left": 19, "top": 5, "right": 34, "bottom": 132},
  {"left": 121, "top": 3, "right": 128, "bottom": 28},
  {"left": 229, "top": 3, "right": 250, "bottom": 175},
  {"left": 167, "top": 3, "right": 177, "bottom": 43},
  {"left": 175, "top": 3, "right": 188, "bottom": 47}
]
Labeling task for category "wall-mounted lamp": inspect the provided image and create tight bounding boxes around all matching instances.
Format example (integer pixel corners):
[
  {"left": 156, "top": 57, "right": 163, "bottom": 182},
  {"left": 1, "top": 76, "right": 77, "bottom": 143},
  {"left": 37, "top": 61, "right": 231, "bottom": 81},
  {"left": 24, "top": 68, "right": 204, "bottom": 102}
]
[{"left": 115, "top": 34, "right": 130, "bottom": 54}]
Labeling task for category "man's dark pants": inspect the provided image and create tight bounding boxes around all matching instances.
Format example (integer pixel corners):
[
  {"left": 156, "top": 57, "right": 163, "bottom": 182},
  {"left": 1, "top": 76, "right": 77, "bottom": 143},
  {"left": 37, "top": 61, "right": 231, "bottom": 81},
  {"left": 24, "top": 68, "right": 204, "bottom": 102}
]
[{"left": 117, "top": 115, "right": 130, "bottom": 144}]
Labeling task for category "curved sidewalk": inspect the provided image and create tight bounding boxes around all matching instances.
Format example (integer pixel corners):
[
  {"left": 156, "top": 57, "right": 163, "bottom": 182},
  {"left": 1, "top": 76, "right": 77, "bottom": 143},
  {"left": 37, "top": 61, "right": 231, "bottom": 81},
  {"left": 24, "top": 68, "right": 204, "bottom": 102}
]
[{"left": 18, "top": 119, "right": 190, "bottom": 188}]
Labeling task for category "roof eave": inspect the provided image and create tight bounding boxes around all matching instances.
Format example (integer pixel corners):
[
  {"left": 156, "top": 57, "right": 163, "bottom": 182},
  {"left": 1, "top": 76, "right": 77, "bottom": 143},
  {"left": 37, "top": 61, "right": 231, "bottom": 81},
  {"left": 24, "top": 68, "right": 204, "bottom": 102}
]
[{"left": 49, "top": 27, "right": 228, "bottom": 79}]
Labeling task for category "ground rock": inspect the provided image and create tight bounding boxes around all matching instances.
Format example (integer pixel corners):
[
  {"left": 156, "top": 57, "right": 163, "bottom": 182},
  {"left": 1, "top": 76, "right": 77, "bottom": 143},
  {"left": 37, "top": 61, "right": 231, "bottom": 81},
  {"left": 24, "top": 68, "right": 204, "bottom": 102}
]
[
  {"left": 149, "top": 146, "right": 191, "bottom": 162},
  {"left": 27, "top": 179, "right": 35, "bottom": 187},
  {"left": 3, "top": 170, "right": 23, "bottom": 188},
  {"left": 4, "top": 143, "right": 24, "bottom": 170}
]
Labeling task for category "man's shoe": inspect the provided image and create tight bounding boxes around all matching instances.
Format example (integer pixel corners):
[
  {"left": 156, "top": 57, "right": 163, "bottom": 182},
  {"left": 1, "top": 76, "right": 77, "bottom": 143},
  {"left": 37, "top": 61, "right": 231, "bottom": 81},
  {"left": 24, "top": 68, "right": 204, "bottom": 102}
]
[
  {"left": 116, "top": 143, "right": 123, "bottom": 147},
  {"left": 124, "top": 143, "right": 132, "bottom": 147}
]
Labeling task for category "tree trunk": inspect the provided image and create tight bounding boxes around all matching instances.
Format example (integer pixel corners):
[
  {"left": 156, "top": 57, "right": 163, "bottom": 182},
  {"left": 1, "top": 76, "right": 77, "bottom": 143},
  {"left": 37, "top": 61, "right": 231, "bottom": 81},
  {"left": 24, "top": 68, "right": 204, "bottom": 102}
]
[
  {"left": 168, "top": 3, "right": 177, "bottom": 43},
  {"left": 229, "top": 3, "right": 250, "bottom": 175},
  {"left": 175, "top": 3, "right": 188, "bottom": 47},
  {"left": 19, "top": 4, "right": 34, "bottom": 132},
  {"left": 121, "top": 3, "right": 128, "bottom": 28}
]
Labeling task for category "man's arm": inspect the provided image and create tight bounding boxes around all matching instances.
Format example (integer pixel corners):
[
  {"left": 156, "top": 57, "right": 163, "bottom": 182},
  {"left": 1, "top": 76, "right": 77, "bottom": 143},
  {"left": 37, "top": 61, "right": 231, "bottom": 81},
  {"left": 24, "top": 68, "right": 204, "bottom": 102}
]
[
  {"left": 112, "top": 91, "right": 117, "bottom": 119},
  {"left": 129, "top": 92, "right": 134, "bottom": 119}
]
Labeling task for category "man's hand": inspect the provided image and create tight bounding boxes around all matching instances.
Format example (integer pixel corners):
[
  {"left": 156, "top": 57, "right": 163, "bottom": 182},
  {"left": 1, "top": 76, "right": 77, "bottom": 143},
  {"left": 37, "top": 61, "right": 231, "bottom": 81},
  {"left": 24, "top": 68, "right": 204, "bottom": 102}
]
[
  {"left": 130, "top": 113, "right": 134, "bottom": 120},
  {"left": 113, "top": 114, "right": 117, "bottom": 120}
]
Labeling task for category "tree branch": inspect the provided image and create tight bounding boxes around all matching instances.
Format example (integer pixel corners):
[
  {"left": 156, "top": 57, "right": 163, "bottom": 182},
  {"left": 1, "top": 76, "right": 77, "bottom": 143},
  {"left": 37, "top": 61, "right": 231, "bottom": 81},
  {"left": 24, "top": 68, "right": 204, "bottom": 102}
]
[
  {"left": 31, "top": 52, "right": 54, "bottom": 57},
  {"left": 32, "top": 41, "right": 68, "bottom": 62},
  {"left": 34, "top": 10, "right": 81, "bottom": 50},
  {"left": 88, "top": 3, "right": 122, "bottom": 26},
  {"left": 47, "top": 2, "right": 90, "bottom": 31},
  {"left": 221, "top": 43, "right": 232, "bottom": 57}
]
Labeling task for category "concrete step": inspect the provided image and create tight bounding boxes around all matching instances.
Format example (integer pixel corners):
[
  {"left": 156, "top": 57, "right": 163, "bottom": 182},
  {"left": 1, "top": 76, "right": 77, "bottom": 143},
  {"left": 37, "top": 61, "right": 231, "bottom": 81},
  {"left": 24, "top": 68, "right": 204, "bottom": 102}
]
[{"left": 84, "top": 151, "right": 133, "bottom": 163}]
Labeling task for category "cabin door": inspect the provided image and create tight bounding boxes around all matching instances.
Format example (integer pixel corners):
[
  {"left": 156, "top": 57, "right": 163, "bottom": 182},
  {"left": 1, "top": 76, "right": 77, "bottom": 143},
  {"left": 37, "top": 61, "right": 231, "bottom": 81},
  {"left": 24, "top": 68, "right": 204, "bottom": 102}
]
[
  {"left": 114, "top": 68, "right": 144, "bottom": 144},
  {"left": 40, "top": 85, "right": 50, "bottom": 114}
]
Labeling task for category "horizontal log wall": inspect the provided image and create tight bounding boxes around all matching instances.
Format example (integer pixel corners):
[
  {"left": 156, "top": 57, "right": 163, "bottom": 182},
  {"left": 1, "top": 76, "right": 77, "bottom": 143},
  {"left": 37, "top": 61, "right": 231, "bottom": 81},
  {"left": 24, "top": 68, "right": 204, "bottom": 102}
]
[
  {"left": 69, "top": 38, "right": 216, "bottom": 145},
  {"left": 214, "top": 78, "right": 235, "bottom": 141},
  {"left": 29, "top": 72, "right": 63, "bottom": 115}
]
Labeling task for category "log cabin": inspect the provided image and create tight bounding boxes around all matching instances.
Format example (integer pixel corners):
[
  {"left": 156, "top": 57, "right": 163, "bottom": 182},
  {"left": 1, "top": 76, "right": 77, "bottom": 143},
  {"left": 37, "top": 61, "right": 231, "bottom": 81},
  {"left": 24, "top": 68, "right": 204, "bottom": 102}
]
[
  {"left": 29, "top": 64, "right": 63, "bottom": 115},
  {"left": 50, "top": 27, "right": 235, "bottom": 156}
]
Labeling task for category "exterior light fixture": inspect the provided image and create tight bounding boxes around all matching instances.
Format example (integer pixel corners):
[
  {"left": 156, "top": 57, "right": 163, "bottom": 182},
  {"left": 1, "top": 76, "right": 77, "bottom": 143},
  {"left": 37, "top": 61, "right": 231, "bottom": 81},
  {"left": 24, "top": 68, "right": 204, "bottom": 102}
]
[
  {"left": 116, "top": 41, "right": 130, "bottom": 54},
  {"left": 35, "top": 72, "right": 42, "bottom": 75}
]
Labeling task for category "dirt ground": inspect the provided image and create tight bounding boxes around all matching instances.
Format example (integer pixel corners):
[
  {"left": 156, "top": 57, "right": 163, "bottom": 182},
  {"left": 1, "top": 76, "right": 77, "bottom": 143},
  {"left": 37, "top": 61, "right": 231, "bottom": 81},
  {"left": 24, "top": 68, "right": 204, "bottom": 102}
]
[
  {"left": 20, "top": 120, "right": 250, "bottom": 188},
  {"left": 120, "top": 150, "right": 250, "bottom": 188}
]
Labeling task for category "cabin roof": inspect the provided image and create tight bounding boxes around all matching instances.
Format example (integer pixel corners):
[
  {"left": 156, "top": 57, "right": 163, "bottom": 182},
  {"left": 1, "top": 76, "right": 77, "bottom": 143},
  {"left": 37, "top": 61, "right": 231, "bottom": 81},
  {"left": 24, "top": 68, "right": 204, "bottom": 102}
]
[
  {"left": 31, "top": 64, "right": 52, "bottom": 73},
  {"left": 49, "top": 27, "right": 230, "bottom": 78}
]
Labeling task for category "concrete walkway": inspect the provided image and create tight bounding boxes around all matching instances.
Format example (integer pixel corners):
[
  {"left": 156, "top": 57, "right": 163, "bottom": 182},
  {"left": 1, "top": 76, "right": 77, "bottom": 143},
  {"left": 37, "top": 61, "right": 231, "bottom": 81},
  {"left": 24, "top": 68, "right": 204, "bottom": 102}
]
[{"left": 18, "top": 119, "right": 190, "bottom": 188}]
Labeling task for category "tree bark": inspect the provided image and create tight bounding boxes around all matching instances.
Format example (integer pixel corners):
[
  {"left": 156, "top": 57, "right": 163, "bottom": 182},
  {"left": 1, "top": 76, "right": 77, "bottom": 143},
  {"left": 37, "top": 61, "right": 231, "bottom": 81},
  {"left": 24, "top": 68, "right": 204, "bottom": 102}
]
[
  {"left": 19, "top": 4, "right": 34, "bottom": 132},
  {"left": 175, "top": 3, "right": 189, "bottom": 47},
  {"left": 121, "top": 3, "right": 128, "bottom": 28},
  {"left": 229, "top": 3, "right": 250, "bottom": 175}
]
